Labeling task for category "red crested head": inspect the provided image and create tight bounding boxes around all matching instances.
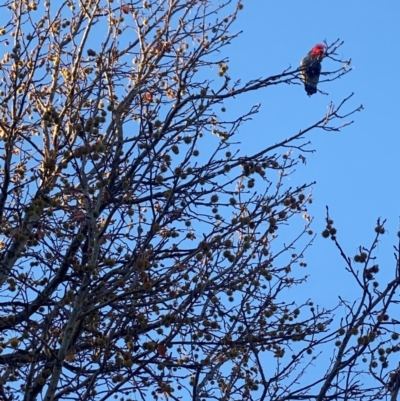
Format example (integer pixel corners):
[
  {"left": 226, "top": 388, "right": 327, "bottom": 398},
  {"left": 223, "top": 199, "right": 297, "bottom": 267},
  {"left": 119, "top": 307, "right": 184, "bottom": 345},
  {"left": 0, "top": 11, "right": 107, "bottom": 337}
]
[{"left": 310, "top": 44, "right": 326, "bottom": 58}]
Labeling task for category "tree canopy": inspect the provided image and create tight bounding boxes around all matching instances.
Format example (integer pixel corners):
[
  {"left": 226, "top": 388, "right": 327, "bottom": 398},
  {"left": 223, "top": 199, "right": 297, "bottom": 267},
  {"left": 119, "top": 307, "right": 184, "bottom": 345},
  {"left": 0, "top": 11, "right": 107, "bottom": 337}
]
[{"left": 0, "top": 1, "right": 399, "bottom": 401}]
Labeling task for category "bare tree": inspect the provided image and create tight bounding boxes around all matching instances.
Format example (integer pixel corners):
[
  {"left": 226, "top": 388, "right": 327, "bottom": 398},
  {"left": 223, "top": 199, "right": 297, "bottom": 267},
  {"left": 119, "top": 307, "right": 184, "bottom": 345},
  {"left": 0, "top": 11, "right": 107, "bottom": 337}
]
[{"left": 1, "top": 1, "right": 398, "bottom": 401}]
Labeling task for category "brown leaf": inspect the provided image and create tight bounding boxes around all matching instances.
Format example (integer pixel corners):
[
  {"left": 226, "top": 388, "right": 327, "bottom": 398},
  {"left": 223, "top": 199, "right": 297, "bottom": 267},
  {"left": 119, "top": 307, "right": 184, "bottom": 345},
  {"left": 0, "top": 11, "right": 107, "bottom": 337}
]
[
  {"left": 121, "top": 4, "right": 132, "bottom": 14},
  {"left": 143, "top": 92, "right": 153, "bottom": 102},
  {"left": 157, "top": 343, "right": 167, "bottom": 357},
  {"left": 66, "top": 352, "right": 76, "bottom": 362}
]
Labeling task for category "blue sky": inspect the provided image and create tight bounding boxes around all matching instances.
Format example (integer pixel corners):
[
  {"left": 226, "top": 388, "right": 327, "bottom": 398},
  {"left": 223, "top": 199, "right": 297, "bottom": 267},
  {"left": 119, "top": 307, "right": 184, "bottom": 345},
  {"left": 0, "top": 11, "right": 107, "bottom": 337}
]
[
  {"left": 1, "top": 0, "right": 395, "bottom": 303},
  {"left": 0, "top": 0, "right": 398, "bottom": 396},
  {"left": 0, "top": 2, "right": 395, "bottom": 306},
  {"left": 216, "top": 1, "right": 400, "bottom": 392},
  {"left": 223, "top": 1, "right": 400, "bottom": 304}
]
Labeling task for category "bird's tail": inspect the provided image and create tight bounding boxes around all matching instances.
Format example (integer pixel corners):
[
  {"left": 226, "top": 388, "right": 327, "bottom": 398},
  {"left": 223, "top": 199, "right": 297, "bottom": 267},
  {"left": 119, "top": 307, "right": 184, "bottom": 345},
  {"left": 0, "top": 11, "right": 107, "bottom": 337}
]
[{"left": 304, "top": 84, "right": 317, "bottom": 95}]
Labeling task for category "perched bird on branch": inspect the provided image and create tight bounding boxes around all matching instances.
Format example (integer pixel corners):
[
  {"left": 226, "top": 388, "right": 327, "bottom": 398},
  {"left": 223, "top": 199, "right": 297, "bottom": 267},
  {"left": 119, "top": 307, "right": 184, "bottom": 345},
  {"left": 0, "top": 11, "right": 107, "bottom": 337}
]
[{"left": 300, "top": 44, "right": 326, "bottom": 96}]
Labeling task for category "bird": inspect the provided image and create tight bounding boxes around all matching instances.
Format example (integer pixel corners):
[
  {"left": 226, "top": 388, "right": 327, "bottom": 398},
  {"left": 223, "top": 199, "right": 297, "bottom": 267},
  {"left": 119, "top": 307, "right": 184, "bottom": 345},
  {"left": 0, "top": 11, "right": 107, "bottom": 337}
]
[{"left": 300, "top": 44, "right": 326, "bottom": 96}]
